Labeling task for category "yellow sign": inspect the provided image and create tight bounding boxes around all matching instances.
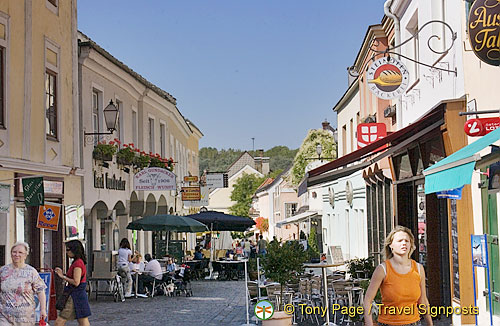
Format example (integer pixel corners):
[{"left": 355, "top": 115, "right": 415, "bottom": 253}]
[
  {"left": 37, "top": 204, "right": 61, "bottom": 231},
  {"left": 181, "top": 187, "right": 201, "bottom": 201},
  {"left": 183, "top": 176, "right": 199, "bottom": 183}
]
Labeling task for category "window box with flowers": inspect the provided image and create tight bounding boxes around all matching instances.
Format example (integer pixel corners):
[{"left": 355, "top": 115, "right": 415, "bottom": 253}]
[
  {"left": 116, "top": 146, "right": 136, "bottom": 166},
  {"left": 133, "top": 153, "right": 150, "bottom": 170},
  {"left": 93, "top": 141, "right": 117, "bottom": 161}
]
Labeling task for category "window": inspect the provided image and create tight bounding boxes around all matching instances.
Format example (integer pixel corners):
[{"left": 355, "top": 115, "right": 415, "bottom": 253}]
[
  {"left": 149, "top": 118, "right": 155, "bottom": 153},
  {"left": 48, "top": 0, "right": 57, "bottom": 6},
  {"left": 45, "top": 70, "right": 57, "bottom": 139},
  {"left": 115, "top": 100, "right": 122, "bottom": 144},
  {"left": 160, "top": 123, "right": 166, "bottom": 157},
  {"left": 131, "top": 110, "right": 137, "bottom": 145},
  {"left": 0, "top": 47, "right": 4, "bottom": 127},
  {"left": 342, "top": 125, "right": 347, "bottom": 156},
  {"left": 92, "top": 91, "right": 99, "bottom": 133},
  {"left": 350, "top": 119, "right": 354, "bottom": 152},
  {"left": 285, "top": 203, "right": 297, "bottom": 218}
]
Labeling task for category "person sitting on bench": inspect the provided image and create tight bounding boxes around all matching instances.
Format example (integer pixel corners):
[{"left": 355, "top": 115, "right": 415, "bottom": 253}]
[{"left": 137, "top": 254, "right": 163, "bottom": 296}]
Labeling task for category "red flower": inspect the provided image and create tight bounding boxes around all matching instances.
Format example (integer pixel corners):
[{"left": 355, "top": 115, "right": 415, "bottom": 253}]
[{"left": 129, "top": 143, "right": 135, "bottom": 148}]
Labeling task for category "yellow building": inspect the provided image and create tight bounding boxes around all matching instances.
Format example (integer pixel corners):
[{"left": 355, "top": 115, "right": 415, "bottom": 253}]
[{"left": 0, "top": 0, "right": 82, "bottom": 275}]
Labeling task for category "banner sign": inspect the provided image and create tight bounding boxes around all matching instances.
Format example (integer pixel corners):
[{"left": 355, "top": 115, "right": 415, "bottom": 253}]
[
  {"left": 472, "top": 235, "right": 487, "bottom": 267},
  {"left": 436, "top": 186, "right": 464, "bottom": 200},
  {"left": 464, "top": 117, "right": 500, "bottom": 137},
  {"left": 133, "top": 167, "right": 176, "bottom": 191},
  {"left": 0, "top": 183, "right": 9, "bottom": 212},
  {"left": 35, "top": 272, "right": 51, "bottom": 322},
  {"left": 366, "top": 57, "right": 409, "bottom": 99},
  {"left": 184, "top": 176, "right": 199, "bottom": 183},
  {"left": 37, "top": 204, "right": 62, "bottom": 231},
  {"left": 468, "top": 0, "right": 500, "bottom": 66},
  {"left": 22, "top": 177, "right": 44, "bottom": 207},
  {"left": 183, "top": 186, "right": 209, "bottom": 207},
  {"left": 181, "top": 186, "right": 201, "bottom": 201},
  {"left": 357, "top": 123, "right": 387, "bottom": 149}
]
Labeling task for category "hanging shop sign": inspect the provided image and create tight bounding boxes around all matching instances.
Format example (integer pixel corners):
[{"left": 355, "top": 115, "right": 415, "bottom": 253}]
[
  {"left": 366, "top": 57, "right": 409, "bottom": 99},
  {"left": 184, "top": 186, "right": 209, "bottom": 207},
  {"left": 468, "top": 0, "right": 500, "bottom": 66},
  {"left": 357, "top": 123, "right": 387, "bottom": 149},
  {"left": 22, "top": 176, "right": 44, "bottom": 207},
  {"left": 37, "top": 204, "right": 62, "bottom": 231},
  {"left": 464, "top": 117, "right": 500, "bottom": 137},
  {"left": 181, "top": 186, "right": 201, "bottom": 201},
  {"left": 204, "top": 173, "right": 228, "bottom": 188},
  {"left": 184, "top": 176, "right": 199, "bottom": 183},
  {"left": 134, "top": 167, "right": 176, "bottom": 191}
]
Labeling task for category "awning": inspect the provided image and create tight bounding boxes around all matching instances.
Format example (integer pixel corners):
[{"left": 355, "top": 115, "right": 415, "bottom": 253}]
[
  {"left": 424, "top": 127, "right": 500, "bottom": 194},
  {"left": 276, "top": 211, "right": 320, "bottom": 228}
]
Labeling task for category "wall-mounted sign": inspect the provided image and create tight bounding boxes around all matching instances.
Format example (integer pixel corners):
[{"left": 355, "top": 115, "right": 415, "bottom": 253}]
[
  {"left": 357, "top": 123, "right": 387, "bottom": 149},
  {"left": 133, "top": 167, "right": 176, "bottom": 191},
  {"left": 94, "top": 171, "right": 126, "bottom": 190},
  {"left": 468, "top": 0, "right": 500, "bottom": 66},
  {"left": 205, "top": 173, "right": 228, "bottom": 188},
  {"left": 37, "top": 204, "right": 61, "bottom": 231},
  {"left": 184, "top": 186, "right": 209, "bottom": 207},
  {"left": 181, "top": 186, "right": 201, "bottom": 201},
  {"left": 367, "top": 57, "right": 409, "bottom": 99},
  {"left": 464, "top": 117, "right": 500, "bottom": 137},
  {"left": 184, "top": 176, "right": 199, "bottom": 183}
]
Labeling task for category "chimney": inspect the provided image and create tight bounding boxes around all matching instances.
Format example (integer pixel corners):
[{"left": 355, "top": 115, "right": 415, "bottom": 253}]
[
  {"left": 255, "top": 149, "right": 264, "bottom": 173},
  {"left": 322, "top": 120, "right": 330, "bottom": 130}
]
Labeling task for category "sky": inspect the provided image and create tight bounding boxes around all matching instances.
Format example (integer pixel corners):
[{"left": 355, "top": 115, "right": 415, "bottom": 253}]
[{"left": 78, "top": 1, "right": 387, "bottom": 151}]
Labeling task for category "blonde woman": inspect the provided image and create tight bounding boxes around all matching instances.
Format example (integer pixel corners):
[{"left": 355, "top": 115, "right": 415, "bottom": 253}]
[
  {"left": 363, "top": 226, "right": 433, "bottom": 326},
  {"left": 0, "top": 242, "right": 47, "bottom": 325}
]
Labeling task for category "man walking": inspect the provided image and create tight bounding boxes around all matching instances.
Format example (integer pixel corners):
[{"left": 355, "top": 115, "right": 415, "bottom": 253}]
[{"left": 257, "top": 235, "right": 267, "bottom": 256}]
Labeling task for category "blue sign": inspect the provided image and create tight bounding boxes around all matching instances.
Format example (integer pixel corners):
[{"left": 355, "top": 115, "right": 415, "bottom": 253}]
[
  {"left": 35, "top": 272, "right": 51, "bottom": 322},
  {"left": 471, "top": 235, "right": 487, "bottom": 267},
  {"left": 436, "top": 186, "right": 464, "bottom": 200}
]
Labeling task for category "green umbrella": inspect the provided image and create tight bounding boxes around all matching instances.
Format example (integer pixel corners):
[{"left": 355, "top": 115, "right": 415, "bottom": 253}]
[{"left": 126, "top": 214, "right": 208, "bottom": 233}]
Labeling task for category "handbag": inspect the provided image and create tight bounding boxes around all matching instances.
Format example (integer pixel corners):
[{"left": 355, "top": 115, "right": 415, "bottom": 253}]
[{"left": 55, "top": 287, "right": 74, "bottom": 311}]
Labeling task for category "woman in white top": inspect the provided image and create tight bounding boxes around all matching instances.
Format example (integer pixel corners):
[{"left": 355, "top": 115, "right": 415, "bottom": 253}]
[{"left": 117, "top": 238, "right": 133, "bottom": 297}]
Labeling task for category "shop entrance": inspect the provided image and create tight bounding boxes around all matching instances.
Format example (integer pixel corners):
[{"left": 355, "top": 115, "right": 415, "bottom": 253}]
[{"left": 396, "top": 179, "right": 451, "bottom": 311}]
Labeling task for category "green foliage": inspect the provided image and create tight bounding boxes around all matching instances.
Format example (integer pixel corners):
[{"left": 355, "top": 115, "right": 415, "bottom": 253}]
[
  {"left": 199, "top": 146, "right": 298, "bottom": 174},
  {"left": 116, "top": 146, "right": 135, "bottom": 165},
  {"left": 307, "top": 228, "right": 320, "bottom": 260},
  {"left": 291, "top": 129, "right": 337, "bottom": 186},
  {"left": 93, "top": 142, "right": 118, "bottom": 158},
  {"left": 268, "top": 169, "right": 283, "bottom": 179},
  {"left": 229, "top": 173, "right": 265, "bottom": 217},
  {"left": 261, "top": 240, "right": 307, "bottom": 310},
  {"left": 133, "top": 154, "right": 150, "bottom": 170},
  {"left": 346, "top": 256, "right": 375, "bottom": 279}
]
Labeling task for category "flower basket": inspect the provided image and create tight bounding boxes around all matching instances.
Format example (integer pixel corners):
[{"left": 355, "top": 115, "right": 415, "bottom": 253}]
[
  {"left": 149, "top": 157, "right": 165, "bottom": 168},
  {"left": 116, "top": 147, "right": 136, "bottom": 166},
  {"left": 92, "top": 142, "right": 117, "bottom": 161},
  {"left": 133, "top": 154, "right": 150, "bottom": 170}
]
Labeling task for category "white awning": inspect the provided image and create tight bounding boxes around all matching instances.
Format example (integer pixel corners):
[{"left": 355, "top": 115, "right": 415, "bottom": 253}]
[{"left": 276, "top": 210, "right": 321, "bottom": 228}]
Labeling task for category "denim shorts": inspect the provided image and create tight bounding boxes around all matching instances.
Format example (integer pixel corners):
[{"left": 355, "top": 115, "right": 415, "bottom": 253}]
[{"left": 378, "top": 322, "right": 421, "bottom": 326}]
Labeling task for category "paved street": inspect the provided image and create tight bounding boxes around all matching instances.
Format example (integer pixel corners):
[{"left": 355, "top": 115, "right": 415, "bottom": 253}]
[{"left": 82, "top": 280, "right": 251, "bottom": 326}]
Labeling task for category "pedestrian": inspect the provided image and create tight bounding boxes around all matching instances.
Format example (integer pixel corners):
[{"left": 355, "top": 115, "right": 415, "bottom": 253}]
[
  {"left": 137, "top": 254, "right": 163, "bottom": 297},
  {"left": 362, "top": 225, "right": 432, "bottom": 326},
  {"left": 117, "top": 238, "right": 133, "bottom": 298},
  {"left": 257, "top": 235, "right": 267, "bottom": 256},
  {"left": 0, "top": 241, "right": 47, "bottom": 325},
  {"left": 194, "top": 246, "right": 204, "bottom": 260},
  {"left": 54, "top": 240, "right": 91, "bottom": 326},
  {"left": 243, "top": 238, "right": 251, "bottom": 258}
]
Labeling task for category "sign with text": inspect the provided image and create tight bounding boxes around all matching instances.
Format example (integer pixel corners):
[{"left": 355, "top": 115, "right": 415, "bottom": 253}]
[
  {"left": 357, "top": 123, "right": 387, "bottom": 149},
  {"left": 183, "top": 186, "right": 209, "bottom": 207},
  {"left": 35, "top": 272, "right": 51, "bottom": 322},
  {"left": 464, "top": 117, "right": 500, "bottom": 137},
  {"left": 37, "top": 204, "right": 62, "bottom": 231},
  {"left": 181, "top": 186, "right": 201, "bottom": 201},
  {"left": 367, "top": 57, "right": 409, "bottom": 99},
  {"left": 22, "top": 177, "right": 44, "bottom": 207},
  {"left": 0, "top": 183, "right": 9, "bottom": 212},
  {"left": 183, "top": 176, "right": 199, "bottom": 183},
  {"left": 468, "top": 0, "right": 500, "bottom": 66},
  {"left": 436, "top": 186, "right": 464, "bottom": 200},
  {"left": 205, "top": 173, "right": 228, "bottom": 188},
  {"left": 134, "top": 168, "right": 176, "bottom": 191}
]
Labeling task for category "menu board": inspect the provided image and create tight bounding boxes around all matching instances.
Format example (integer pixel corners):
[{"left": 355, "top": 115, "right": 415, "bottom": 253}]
[{"left": 450, "top": 199, "right": 460, "bottom": 299}]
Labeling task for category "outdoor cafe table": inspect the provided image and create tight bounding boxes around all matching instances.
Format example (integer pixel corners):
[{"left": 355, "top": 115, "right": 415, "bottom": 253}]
[
  {"left": 213, "top": 260, "right": 245, "bottom": 280},
  {"left": 303, "top": 262, "right": 343, "bottom": 326}
]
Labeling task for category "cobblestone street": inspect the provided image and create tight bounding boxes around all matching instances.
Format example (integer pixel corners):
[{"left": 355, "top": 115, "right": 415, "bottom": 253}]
[{"left": 57, "top": 281, "right": 253, "bottom": 326}]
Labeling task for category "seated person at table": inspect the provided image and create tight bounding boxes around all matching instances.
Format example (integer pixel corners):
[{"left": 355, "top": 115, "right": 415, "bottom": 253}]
[
  {"left": 166, "top": 257, "right": 177, "bottom": 275},
  {"left": 129, "top": 252, "right": 145, "bottom": 274},
  {"left": 137, "top": 254, "right": 163, "bottom": 296},
  {"left": 194, "top": 246, "right": 204, "bottom": 260}
]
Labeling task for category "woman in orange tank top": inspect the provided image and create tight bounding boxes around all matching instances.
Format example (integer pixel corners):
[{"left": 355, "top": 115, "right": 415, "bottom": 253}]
[{"left": 362, "top": 226, "right": 433, "bottom": 326}]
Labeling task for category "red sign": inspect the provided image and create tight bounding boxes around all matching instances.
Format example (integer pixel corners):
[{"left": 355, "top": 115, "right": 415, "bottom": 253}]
[
  {"left": 357, "top": 123, "right": 387, "bottom": 149},
  {"left": 37, "top": 204, "right": 62, "bottom": 231},
  {"left": 464, "top": 118, "right": 500, "bottom": 137}
]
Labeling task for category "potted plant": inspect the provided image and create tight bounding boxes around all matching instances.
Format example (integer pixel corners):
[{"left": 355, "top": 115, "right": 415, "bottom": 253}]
[
  {"left": 346, "top": 256, "right": 375, "bottom": 279},
  {"left": 307, "top": 228, "right": 320, "bottom": 262},
  {"left": 92, "top": 141, "right": 117, "bottom": 161},
  {"left": 261, "top": 240, "right": 307, "bottom": 325},
  {"left": 133, "top": 153, "right": 150, "bottom": 170},
  {"left": 149, "top": 156, "right": 165, "bottom": 168},
  {"left": 116, "top": 146, "right": 136, "bottom": 165},
  {"left": 247, "top": 257, "right": 258, "bottom": 281}
]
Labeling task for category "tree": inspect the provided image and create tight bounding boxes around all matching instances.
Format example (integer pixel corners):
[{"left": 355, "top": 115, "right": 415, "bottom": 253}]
[
  {"left": 229, "top": 173, "right": 265, "bottom": 217},
  {"left": 291, "top": 129, "right": 337, "bottom": 185},
  {"left": 255, "top": 216, "right": 269, "bottom": 233}
]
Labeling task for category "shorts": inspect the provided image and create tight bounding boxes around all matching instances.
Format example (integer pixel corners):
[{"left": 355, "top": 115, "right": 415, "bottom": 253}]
[
  {"left": 378, "top": 322, "right": 421, "bottom": 326},
  {"left": 59, "top": 296, "right": 77, "bottom": 320}
]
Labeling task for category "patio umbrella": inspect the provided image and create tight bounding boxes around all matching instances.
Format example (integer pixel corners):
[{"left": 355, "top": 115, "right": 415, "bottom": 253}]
[
  {"left": 126, "top": 214, "right": 208, "bottom": 232},
  {"left": 184, "top": 210, "right": 255, "bottom": 232}
]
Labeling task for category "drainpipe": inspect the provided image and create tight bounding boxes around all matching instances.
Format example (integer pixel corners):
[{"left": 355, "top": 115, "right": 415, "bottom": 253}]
[{"left": 384, "top": 0, "right": 403, "bottom": 129}]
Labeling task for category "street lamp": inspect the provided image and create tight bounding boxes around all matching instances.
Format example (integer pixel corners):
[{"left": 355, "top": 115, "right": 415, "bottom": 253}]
[
  {"left": 85, "top": 100, "right": 119, "bottom": 135},
  {"left": 305, "top": 143, "right": 333, "bottom": 162}
]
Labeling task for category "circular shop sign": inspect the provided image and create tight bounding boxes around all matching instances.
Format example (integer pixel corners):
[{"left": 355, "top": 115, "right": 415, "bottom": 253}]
[
  {"left": 367, "top": 57, "right": 409, "bottom": 100},
  {"left": 468, "top": 0, "right": 500, "bottom": 66}
]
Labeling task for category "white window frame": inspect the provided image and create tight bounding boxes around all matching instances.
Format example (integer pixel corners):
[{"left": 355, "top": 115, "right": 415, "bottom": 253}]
[
  {"left": 0, "top": 12, "right": 9, "bottom": 131},
  {"left": 114, "top": 96, "right": 123, "bottom": 144},
  {"left": 159, "top": 121, "right": 166, "bottom": 158},
  {"left": 131, "top": 107, "right": 138, "bottom": 146},
  {"left": 148, "top": 115, "right": 155, "bottom": 154}
]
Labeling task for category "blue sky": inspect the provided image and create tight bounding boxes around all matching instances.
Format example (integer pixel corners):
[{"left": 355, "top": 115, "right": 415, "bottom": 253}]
[{"left": 78, "top": 1, "right": 387, "bottom": 151}]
